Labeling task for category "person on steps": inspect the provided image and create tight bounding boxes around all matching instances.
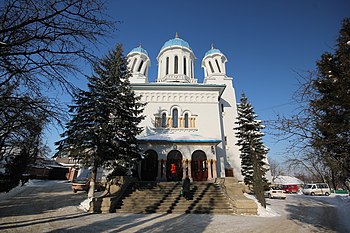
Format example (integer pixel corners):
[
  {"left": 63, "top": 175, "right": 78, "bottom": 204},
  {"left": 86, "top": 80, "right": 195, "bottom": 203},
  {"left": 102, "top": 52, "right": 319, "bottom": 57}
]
[{"left": 182, "top": 176, "right": 191, "bottom": 200}]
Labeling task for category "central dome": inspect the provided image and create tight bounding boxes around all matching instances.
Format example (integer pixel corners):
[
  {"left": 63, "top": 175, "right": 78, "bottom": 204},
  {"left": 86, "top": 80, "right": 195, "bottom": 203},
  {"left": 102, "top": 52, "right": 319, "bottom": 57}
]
[{"left": 161, "top": 33, "right": 191, "bottom": 51}]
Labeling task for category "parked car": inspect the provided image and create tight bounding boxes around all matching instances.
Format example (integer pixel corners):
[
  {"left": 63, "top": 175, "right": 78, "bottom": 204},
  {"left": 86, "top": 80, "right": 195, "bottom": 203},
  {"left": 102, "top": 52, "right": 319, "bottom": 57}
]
[
  {"left": 302, "top": 183, "right": 330, "bottom": 196},
  {"left": 265, "top": 187, "right": 286, "bottom": 199},
  {"left": 281, "top": 184, "right": 299, "bottom": 193},
  {"left": 71, "top": 178, "right": 104, "bottom": 193}
]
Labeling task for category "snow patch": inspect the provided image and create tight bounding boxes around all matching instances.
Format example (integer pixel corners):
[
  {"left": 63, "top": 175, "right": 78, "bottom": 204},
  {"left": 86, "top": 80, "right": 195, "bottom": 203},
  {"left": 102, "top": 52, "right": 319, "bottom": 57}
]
[
  {"left": 243, "top": 193, "right": 280, "bottom": 217},
  {"left": 78, "top": 198, "right": 92, "bottom": 212},
  {"left": 0, "top": 180, "right": 69, "bottom": 201},
  {"left": 0, "top": 179, "right": 38, "bottom": 200}
]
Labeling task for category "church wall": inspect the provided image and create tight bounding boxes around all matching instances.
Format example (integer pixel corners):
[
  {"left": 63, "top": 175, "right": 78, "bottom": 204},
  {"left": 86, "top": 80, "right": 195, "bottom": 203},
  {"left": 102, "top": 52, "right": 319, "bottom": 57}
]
[
  {"left": 205, "top": 76, "right": 243, "bottom": 180},
  {"left": 136, "top": 89, "right": 222, "bottom": 140}
]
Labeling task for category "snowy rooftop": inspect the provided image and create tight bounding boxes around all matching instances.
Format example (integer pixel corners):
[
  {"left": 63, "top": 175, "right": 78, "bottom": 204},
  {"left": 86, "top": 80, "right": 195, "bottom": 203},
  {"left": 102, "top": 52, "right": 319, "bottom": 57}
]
[{"left": 273, "top": 175, "right": 304, "bottom": 185}]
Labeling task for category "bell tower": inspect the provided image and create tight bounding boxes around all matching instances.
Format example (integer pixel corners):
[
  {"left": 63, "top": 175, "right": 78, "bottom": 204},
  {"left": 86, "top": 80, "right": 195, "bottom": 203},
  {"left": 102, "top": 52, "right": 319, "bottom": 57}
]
[
  {"left": 127, "top": 45, "right": 151, "bottom": 83},
  {"left": 202, "top": 44, "right": 227, "bottom": 83}
]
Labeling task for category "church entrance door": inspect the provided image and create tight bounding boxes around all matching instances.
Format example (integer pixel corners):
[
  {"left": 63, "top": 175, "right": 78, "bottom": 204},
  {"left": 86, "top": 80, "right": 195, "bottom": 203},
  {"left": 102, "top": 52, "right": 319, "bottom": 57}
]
[
  {"left": 166, "top": 150, "right": 183, "bottom": 181},
  {"left": 191, "top": 150, "right": 208, "bottom": 181},
  {"left": 141, "top": 150, "right": 158, "bottom": 181}
]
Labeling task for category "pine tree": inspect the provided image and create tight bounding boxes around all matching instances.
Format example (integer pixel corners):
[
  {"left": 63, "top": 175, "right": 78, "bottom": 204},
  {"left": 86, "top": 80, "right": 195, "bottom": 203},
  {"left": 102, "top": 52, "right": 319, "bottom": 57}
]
[
  {"left": 236, "top": 93, "right": 269, "bottom": 208},
  {"left": 311, "top": 18, "right": 350, "bottom": 191},
  {"left": 55, "top": 44, "right": 144, "bottom": 198}
]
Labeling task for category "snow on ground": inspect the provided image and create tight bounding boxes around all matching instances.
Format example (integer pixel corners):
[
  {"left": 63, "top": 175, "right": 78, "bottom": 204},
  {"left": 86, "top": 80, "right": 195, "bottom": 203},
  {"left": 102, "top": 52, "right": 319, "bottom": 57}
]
[
  {"left": 0, "top": 179, "right": 67, "bottom": 201},
  {"left": 0, "top": 179, "right": 34, "bottom": 200},
  {"left": 243, "top": 193, "right": 280, "bottom": 217},
  {"left": 78, "top": 198, "right": 92, "bottom": 212},
  {"left": 316, "top": 193, "right": 350, "bottom": 231}
]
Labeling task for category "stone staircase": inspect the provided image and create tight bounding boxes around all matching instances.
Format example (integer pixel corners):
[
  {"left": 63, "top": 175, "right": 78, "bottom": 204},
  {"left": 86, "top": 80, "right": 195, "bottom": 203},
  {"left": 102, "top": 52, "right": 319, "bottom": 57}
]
[{"left": 113, "top": 181, "right": 234, "bottom": 214}]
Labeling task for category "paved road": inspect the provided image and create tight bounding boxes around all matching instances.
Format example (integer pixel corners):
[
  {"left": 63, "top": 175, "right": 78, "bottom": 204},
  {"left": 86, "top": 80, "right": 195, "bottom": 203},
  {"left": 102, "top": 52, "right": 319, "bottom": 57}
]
[{"left": 0, "top": 180, "right": 348, "bottom": 233}]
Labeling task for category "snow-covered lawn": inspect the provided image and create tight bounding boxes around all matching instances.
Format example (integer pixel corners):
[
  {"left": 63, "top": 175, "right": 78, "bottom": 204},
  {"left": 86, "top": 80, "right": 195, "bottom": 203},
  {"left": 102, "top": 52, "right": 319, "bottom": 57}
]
[{"left": 0, "top": 179, "right": 50, "bottom": 200}]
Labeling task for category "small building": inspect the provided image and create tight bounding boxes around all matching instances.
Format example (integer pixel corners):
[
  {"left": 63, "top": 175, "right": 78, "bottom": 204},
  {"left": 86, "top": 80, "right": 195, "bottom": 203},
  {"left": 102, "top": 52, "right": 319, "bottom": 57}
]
[
  {"left": 54, "top": 157, "right": 80, "bottom": 181},
  {"left": 273, "top": 175, "right": 304, "bottom": 193},
  {"left": 28, "top": 157, "right": 68, "bottom": 180}
]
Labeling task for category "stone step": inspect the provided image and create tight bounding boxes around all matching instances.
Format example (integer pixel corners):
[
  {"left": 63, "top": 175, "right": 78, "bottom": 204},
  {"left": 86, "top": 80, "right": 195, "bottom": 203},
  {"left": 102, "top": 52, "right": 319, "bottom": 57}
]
[
  {"left": 120, "top": 196, "right": 228, "bottom": 203},
  {"left": 122, "top": 191, "right": 226, "bottom": 197},
  {"left": 114, "top": 181, "right": 234, "bottom": 214},
  {"left": 128, "top": 188, "right": 225, "bottom": 193},
  {"left": 115, "top": 208, "right": 234, "bottom": 215},
  {"left": 116, "top": 201, "right": 232, "bottom": 208},
  {"left": 119, "top": 202, "right": 231, "bottom": 209},
  {"left": 117, "top": 203, "right": 232, "bottom": 212}
]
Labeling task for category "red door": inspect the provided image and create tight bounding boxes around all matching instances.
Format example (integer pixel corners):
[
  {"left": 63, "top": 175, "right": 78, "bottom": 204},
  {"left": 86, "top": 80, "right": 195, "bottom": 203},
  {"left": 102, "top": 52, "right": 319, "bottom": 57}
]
[{"left": 166, "top": 150, "right": 183, "bottom": 181}]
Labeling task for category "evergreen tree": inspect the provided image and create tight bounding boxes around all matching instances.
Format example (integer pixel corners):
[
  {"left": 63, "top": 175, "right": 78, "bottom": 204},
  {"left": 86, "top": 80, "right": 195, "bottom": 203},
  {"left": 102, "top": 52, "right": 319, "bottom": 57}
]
[
  {"left": 55, "top": 44, "right": 144, "bottom": 198},
  {"left": 311, "top": 18, "right": 350, "bottom": 191},
  {"left": 236, "top": 93, "right": 269, "bottom": 208}
]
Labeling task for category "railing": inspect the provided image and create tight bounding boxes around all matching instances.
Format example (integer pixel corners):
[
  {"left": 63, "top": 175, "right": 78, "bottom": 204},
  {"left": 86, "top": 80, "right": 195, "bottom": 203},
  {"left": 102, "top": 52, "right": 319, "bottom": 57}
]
[{"left": 157, "top": 74, "right": 196, "bottom": 83}]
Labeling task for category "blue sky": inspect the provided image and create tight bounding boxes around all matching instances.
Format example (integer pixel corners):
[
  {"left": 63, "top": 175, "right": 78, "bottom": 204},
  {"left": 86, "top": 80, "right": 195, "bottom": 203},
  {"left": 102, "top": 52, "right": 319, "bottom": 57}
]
[{"left": 46, "top": 0, "right": 350, "bottom": 162}]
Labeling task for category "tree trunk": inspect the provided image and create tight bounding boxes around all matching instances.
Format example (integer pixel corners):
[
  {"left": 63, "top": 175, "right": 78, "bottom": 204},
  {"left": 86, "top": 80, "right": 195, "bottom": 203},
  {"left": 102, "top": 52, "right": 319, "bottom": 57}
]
[
  {"left": 252, "top": 152, "right": 266, "bottom": 208},
  {"left": 88, "top": 165, "right": 97, "bottom": 199}
]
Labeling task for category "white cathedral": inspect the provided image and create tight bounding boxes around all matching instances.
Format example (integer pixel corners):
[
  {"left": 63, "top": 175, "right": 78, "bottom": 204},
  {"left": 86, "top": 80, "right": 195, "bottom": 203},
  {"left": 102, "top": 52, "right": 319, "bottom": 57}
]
[{"left": 127, "top": 33, "right": 244, "bottom": 182}]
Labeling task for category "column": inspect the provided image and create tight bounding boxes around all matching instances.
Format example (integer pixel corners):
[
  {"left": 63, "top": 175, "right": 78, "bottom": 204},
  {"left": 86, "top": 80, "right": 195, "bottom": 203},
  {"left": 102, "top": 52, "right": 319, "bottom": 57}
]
[
  {"left": 156, "top": 160, "right": 162, "bottom": 181},
  {"left": 207, "top": 160, "right": 212, "bottom": 180},
  {"left": 188, "top": 160, "right": 192, "bottom": 179},
  {"left": 212, "top": 160, "right": 217, "bottom": 178},
  {"left": 140, "top": 59, "right": 148, "bottom": 75},
  {"left": 182, "top": 160, "right": 187, "bottom": 179},
  {"left": 162, "top": 160, "right": 167, "bottom": 180},
  {"left": 158, "top": 58, "right": 162, "bottom": 80}
]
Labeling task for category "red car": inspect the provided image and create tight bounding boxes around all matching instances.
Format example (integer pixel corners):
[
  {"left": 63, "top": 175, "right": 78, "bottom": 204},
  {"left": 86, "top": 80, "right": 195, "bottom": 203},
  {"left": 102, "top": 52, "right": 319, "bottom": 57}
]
[{"left": 281, "top": 184, "right": 299, "bottom": 193}]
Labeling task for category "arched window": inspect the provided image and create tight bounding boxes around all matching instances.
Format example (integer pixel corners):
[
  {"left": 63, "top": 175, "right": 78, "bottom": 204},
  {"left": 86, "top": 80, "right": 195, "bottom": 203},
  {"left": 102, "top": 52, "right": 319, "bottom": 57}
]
[
  {"left": 138, "top": 60, "right": 144, "bottom": 72},
  {"left": 209, "top": 61, "right": 214, "bottom": 73},
  {"left": 161, "top": 112, "right": 167, "bottom": 128},
  {"left": 184, "top": 113, "right": 189, "bottom": 128},
  {"left": 184, "top": 57, "right": 187, "bottom": 75},
  {"left": 215, "top": 59, "right": 221, "bottom": 72},
  {"left": 166, "top": 57, "right": 169, "bottom": 75},
  {"left": 174, "top": 56, "right": 178, "bottom": 74},
  {"left": 131, "top": 58, "right": 137, "bottom": 72},
  {"left": 172, "top": 108, "right": 178, "bottom": 128}
]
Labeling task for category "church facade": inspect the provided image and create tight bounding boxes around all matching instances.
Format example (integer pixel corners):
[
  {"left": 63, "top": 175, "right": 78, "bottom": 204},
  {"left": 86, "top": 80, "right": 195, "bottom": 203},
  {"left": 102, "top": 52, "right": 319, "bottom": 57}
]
[{"left": 127, "top": 34, "right": 243, "bottom": 182}]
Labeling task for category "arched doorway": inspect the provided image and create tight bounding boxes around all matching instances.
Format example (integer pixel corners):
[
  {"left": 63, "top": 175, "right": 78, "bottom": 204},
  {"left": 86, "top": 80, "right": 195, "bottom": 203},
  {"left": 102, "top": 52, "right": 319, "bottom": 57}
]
[
  {"left": 141, "top": 150, "right": 158, "bottom": 181},
  {"left": 167, "top": 150, "right": 183, "bottom": 181},
  {"left": 191, "top": 150, "right": 208, "bottom": 181}
]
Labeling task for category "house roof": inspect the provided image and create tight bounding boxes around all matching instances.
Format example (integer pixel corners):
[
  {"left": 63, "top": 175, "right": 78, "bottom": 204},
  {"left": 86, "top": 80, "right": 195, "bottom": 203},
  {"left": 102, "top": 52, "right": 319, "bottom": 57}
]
[{"left": 273, "top": 175, "right": 304, "bottom": 185}]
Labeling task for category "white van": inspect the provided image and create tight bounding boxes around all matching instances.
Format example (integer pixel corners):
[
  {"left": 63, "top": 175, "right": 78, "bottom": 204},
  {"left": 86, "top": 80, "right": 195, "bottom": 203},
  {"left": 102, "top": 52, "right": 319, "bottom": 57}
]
[{"left": 302, "top": 183, "right": 330, "bottom": 196}]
